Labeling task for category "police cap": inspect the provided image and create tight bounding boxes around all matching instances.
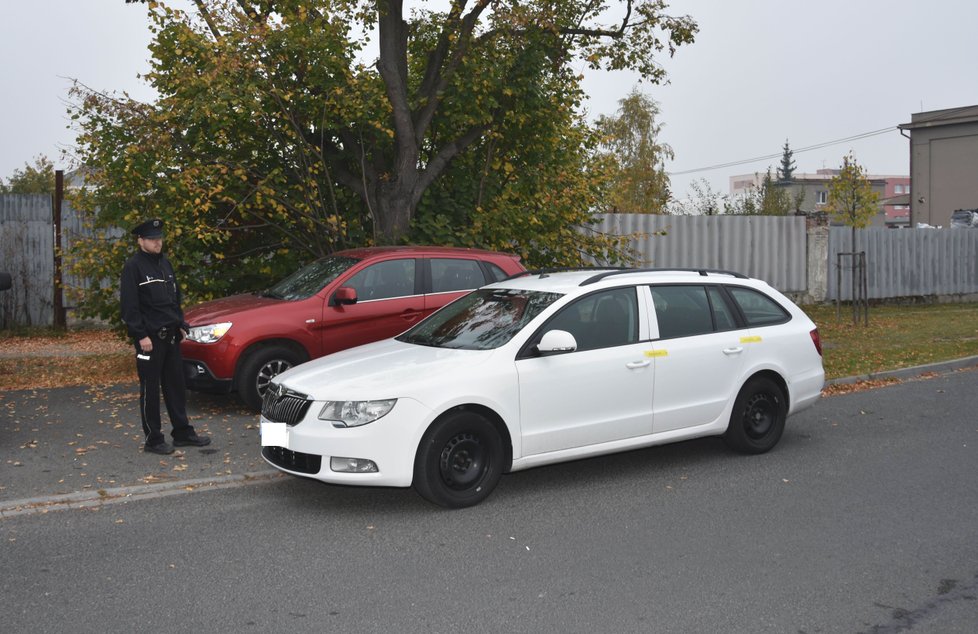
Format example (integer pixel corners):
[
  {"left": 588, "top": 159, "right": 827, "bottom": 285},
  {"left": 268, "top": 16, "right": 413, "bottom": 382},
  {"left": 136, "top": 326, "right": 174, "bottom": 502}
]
[{"left": 132, "top": 219, "right": 164, "bottom": 239}]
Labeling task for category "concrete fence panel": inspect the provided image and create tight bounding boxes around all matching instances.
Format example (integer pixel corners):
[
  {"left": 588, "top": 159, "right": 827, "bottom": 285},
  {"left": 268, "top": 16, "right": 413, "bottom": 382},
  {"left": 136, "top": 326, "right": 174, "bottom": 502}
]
[
  {"left": 828, "top": 226, "right": 978, "bottom": 300},
  {"left": 594, "top": 214, "right": 808, "bottom": 293}
]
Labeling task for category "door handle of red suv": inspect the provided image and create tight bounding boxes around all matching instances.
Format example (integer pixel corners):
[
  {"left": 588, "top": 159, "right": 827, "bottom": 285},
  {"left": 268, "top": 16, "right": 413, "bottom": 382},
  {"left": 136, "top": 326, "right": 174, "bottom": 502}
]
[{"left": 401, "top": 309, "right": 423, "bottom": 322}]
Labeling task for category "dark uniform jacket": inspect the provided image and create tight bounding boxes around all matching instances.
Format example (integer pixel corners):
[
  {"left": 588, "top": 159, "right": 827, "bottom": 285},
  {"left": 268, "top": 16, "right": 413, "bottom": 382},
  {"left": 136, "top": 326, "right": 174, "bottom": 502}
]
[{"left": 120, "top": 250, "right": 189, "bottom": 342}]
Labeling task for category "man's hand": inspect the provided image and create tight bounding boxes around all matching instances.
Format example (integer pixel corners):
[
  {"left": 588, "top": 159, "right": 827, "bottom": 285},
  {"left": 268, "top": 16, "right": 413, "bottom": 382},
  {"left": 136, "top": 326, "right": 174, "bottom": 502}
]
[{"left": 139, "top": 336, "right": 153, "bottom": 353}]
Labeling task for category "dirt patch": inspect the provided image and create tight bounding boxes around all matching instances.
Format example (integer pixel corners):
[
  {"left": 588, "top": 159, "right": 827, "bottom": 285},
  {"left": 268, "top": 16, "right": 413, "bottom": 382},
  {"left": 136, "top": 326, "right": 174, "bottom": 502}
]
[{"left": 0, "top": 330, "right": 130, "bottom": 358}]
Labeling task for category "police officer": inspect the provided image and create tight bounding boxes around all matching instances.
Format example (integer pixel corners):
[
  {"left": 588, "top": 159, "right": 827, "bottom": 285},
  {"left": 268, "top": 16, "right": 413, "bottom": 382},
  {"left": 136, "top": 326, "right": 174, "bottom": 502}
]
[{"left": 121, "top": 219, "right": 211, "bottom": 455}]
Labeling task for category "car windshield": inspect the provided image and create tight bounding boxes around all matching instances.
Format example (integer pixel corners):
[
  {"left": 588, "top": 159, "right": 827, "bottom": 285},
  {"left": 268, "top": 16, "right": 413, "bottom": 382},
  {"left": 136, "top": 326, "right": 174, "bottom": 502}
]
[
  {"left": 261, "top": 256, "right": 359, "bottom": 300},
  {"left": 398, "top": 288, "right": 563, "bottom": 350}
]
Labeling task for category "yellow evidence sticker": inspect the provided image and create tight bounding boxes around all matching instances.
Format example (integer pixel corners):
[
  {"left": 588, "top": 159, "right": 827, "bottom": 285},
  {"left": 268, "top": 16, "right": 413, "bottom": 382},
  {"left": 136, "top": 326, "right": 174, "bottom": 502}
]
[
  {"left": 644, "top": 349, "right": 668, "bottom": 358},
  {"left": 739, "top": 336, "right": 763, "bottom": 344}
]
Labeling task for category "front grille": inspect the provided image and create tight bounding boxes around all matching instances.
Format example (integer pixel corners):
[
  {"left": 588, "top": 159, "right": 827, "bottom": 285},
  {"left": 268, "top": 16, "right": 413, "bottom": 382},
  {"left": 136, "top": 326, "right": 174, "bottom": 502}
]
[
  {"left": 261, "top": 385, "right": 312, "bottom": 425},
  {"left": 263, "top": 446, "right": 322, "bottom": 475}
]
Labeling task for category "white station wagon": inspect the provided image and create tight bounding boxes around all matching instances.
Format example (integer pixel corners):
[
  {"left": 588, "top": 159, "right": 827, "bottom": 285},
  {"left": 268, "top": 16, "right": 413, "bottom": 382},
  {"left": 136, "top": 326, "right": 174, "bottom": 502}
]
[{"left": 260, "top": 268, "right": 825, "bottom": 508}]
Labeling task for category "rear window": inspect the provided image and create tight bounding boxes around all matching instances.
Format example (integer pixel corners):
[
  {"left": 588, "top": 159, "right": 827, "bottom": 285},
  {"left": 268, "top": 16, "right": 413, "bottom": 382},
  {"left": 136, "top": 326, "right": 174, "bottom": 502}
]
[
  {"left": 727, "top": 287, "right": 790, "bottom": 326},
  {"left": 484, "top": 263, "right": 508, "bottom": 283}
]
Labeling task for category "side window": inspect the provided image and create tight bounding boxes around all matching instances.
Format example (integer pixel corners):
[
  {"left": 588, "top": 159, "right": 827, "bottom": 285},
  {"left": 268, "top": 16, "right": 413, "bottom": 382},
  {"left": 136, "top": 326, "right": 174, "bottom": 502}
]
[
  {"left": 484, "top": 263, "right": 508, "bottom": 283},
  {"left": 727, "top": 287, "right": 790, "bottom": 326},
  {"left": 651, "top": 285, "right": 714, "bottom": 339},
  {"left": 707, "top": 287, "right": 738, "bottom": 331},
  {"left": 344, "top": 259, "right": 416, "bottom": 301},
  {"left": 430, "top": 258, "right": 486, "bottom": 293},
  {"left": 544, "top": 287, "right": 638, "bottom": 352}
]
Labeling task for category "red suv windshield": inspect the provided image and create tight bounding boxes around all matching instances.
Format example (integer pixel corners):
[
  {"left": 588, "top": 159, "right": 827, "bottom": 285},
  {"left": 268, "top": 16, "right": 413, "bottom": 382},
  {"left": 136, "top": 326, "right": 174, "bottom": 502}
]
[{"left": 261, "top": 256, "right": 360, "bottom": 300}]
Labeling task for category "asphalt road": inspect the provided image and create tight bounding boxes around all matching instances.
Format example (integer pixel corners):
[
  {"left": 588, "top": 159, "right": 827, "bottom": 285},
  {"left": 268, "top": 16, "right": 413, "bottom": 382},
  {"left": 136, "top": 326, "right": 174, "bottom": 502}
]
[{"left": 2, "top": 370, "right": 978, "bottom": 633}]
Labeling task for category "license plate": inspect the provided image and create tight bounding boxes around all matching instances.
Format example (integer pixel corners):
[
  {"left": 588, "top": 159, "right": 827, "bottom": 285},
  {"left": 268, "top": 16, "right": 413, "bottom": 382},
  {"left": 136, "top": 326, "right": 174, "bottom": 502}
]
[{"left": 260, "top": 419, "right": 288, "bottom": 448}]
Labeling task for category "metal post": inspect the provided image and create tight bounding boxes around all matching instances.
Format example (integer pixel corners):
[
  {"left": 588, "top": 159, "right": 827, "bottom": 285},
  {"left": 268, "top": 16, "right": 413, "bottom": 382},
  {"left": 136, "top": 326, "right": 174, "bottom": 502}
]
[
  {"left": 835, "top": 252, "right": 842, "bottom": 321},
  {"left": 861, "top": 251, "right": 869, "bottom": 326},
  {"left": 53, "top": 170, "right": 66, "bottom": 330}
]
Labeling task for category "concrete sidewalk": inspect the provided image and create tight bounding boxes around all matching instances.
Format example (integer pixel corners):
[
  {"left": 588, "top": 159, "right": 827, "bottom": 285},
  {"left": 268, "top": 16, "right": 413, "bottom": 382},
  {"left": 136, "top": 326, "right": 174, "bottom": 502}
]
[{"left": 0, "top": 384, "right": 277, "bottom": 515}]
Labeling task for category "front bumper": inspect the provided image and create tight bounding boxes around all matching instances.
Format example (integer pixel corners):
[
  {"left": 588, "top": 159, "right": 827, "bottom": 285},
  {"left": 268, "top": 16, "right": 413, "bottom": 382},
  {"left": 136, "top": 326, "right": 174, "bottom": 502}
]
[
  {"left": 183, "top": 359, "right": 233, "bottom": 393},
  {"left": 259, "top": 397, "right": 432, "bottom": 488}
]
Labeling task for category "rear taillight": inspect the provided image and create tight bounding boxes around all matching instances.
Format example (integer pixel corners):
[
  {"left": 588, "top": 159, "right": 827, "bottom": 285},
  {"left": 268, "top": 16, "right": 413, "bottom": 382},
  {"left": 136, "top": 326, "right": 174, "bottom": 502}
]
[{"left": 810, "top": 328, "right": 823, "bottom": 356}]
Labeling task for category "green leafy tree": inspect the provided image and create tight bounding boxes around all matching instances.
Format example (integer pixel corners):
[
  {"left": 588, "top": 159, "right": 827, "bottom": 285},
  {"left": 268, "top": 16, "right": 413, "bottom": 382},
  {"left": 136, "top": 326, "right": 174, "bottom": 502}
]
[
  {"left": 826, "top": 152, "right": 879, "bottom": 231},
  {"left": 68, "top": 0, "right": 697, "bottom": 321},
  {"left": 776, "top": 139, "right": 795, "bottom": 182},
  {"left": 595, "top": 87, "right": 673, "bottom": 214},
  {"left": 726, "top": 169, "right": 791, "bottom": 216},
  {"left": 0, "top": 155, "right": 55, "bottom": 194},
  {"left": 826, "top": 152, "right": 878, "bottom": 324}
]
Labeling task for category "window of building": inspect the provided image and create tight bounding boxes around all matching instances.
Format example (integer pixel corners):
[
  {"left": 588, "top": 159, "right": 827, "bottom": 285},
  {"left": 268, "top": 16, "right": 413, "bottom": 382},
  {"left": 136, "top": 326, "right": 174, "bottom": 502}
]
[{"left": 815, "top": 191, "right": 827, "bottom": 205}]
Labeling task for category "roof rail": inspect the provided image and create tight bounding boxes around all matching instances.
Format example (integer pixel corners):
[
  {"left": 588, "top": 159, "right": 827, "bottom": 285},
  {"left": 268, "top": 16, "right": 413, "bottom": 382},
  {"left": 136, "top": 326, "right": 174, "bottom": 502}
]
[{"left": 579, "top": 268, "right": 749, "bottom": 286}]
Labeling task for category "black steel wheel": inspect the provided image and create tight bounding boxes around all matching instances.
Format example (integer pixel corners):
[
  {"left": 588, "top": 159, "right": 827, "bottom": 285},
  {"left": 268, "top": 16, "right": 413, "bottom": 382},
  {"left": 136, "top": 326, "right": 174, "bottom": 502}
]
[
  {"left": 723, "top": 376, "right": 787, "bottom": 454},
  {"left": 414, "top": 411, "right": 504, "bottom": 508}
]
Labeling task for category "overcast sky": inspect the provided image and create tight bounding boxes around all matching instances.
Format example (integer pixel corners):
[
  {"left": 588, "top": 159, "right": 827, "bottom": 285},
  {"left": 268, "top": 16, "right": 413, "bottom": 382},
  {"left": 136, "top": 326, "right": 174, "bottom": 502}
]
[{"left": 2, "top": 1, "right": 976, "bottom": 198}]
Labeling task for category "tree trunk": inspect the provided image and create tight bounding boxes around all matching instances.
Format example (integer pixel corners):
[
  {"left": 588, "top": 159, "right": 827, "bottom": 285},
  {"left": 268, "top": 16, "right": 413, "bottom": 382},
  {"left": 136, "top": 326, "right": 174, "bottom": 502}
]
[{"left": 373, "top": 181, "right": 415, "bottom": 244}]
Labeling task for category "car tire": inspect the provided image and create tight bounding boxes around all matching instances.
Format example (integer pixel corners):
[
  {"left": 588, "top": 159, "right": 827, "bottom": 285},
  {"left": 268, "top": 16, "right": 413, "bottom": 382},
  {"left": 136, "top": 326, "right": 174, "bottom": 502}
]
[
  {"left": 413, "top": 411, "right": 504, "bottom": 508},
  {"left": 723, "top": 376, "right": 787, "bottom": 454},
  {"left": 238, "top": 345, "right": 302, "bottom": 411}
]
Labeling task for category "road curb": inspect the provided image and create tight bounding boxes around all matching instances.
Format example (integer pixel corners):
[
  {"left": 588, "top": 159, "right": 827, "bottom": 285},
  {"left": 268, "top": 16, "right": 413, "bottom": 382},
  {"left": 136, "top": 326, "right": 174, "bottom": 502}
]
[
  {"left": 0, "top": 469, "right": 281, "bottom": 519},
  {"left": 825, "top": 355, "right": 978, "bottom": 386}
]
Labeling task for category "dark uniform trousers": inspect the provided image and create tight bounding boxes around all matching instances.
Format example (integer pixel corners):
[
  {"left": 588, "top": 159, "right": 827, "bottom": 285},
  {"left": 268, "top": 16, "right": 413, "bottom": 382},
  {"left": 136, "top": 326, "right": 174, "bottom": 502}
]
[{"left": 137, "top": 327, "right": 195, "bottom": 445}]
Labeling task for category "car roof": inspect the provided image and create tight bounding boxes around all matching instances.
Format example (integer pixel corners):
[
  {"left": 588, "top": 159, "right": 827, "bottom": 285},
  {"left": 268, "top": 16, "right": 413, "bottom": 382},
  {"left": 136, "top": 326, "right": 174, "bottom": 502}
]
[
  {"left": 332, "top": 245, "right": 518, "bottom": 260},
  {"left": 492, "top": 268, "right": 758, "bottom": 294}
]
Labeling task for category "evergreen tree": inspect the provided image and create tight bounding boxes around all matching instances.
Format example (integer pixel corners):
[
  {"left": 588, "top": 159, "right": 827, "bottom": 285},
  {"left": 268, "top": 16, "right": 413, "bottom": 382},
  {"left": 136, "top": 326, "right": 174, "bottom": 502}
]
[{"left": 776, "top": 139, "right": 795, "bottom": 182}]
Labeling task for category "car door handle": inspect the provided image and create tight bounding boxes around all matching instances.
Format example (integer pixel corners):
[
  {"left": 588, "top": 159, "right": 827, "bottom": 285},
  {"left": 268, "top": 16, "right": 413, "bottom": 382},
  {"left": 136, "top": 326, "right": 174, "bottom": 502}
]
[
  {"left": 626, "top": 360, "right": 651, "bottom": 369},
  {"left": 722, "top": 347, "right": 744, "bottom": 355},
  {"left": 401, "top": 309, "right": 423, "bottom": 321}
]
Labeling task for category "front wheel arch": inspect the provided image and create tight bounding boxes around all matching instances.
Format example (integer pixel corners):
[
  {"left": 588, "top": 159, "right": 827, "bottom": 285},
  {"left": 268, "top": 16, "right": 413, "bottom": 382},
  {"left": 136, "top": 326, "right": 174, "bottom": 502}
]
[
  {"left": 412, "top": 406, "right": 511, "bottom": 508},
  {"left": 444, "top": 405, "right": 513, "bottom": 472}
]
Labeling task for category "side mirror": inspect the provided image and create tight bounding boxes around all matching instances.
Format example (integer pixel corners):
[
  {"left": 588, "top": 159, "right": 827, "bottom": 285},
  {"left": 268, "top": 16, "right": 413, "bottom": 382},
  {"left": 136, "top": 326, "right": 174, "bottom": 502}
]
[
  {"left": 333, "top": 286, "right": 358, "bottom": 306},
  {"left": 536, "top": 330, "right": 577, "bottom": 356},
  {"left": 0, "top": 272, "right": 11, "bottom": 292}
]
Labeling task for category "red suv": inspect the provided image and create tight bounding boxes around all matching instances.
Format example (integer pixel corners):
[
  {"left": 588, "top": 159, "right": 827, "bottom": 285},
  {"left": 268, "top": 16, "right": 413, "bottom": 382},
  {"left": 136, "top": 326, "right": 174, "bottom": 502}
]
[{"left": 181, "top": 246, "right": 524, "bottom": 409}]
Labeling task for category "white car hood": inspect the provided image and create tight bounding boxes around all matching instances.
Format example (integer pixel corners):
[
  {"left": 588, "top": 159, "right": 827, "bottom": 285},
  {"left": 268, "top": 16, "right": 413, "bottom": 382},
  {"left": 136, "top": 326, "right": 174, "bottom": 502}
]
[{"left": 274, "top": 338, "right": 491, "bottom": 400}]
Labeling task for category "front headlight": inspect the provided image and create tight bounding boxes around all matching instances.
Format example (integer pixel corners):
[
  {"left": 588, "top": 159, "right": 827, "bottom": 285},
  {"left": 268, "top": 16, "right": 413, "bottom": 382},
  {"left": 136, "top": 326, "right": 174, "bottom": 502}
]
[
  {"left": 186, "top": 322, "right": 232, "bottom": 344},
  {"left": 318, "top": 399, "right": 396, "bottom": 428}
]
